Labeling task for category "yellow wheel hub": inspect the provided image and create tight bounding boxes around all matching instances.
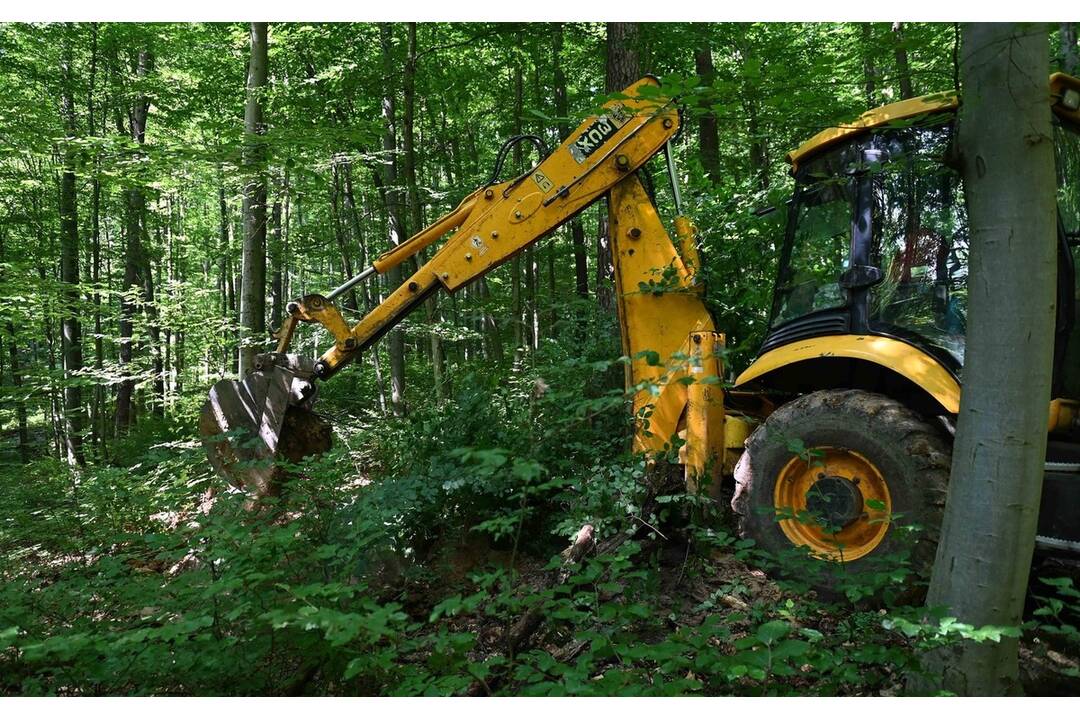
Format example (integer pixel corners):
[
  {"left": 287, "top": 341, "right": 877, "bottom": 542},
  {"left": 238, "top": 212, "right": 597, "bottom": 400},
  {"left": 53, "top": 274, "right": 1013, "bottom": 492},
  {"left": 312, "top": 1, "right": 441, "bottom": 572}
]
[{"left": 773, "top": 447, "right": 892, "bottom": 562}]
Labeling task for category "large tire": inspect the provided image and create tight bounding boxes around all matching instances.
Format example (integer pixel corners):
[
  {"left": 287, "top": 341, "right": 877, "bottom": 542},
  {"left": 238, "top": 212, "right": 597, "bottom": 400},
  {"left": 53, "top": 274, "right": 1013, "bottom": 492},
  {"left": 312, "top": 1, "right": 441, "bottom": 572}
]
[{"left": 732, "top": 390, "right": 951, "bottom": 589}]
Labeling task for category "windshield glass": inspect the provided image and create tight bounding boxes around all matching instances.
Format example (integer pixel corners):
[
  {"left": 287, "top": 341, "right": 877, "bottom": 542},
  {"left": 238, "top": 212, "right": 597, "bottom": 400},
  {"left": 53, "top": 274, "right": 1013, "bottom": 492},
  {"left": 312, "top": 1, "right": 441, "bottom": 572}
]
[
  {"left": 1056, "top": 121, "right": 1080, "bottom": 398},
  {"left": 770, "top": 113, "right": 1080, "bottom": 375},
  {"left": 772, "top": 147, "right": 855, "bottom": 326},
  {"left": 1057, "top": 121, "right": 1080, "bottom": 238},
  {"left": 866, "top": 122, "right": 969, "bottom": 363}
]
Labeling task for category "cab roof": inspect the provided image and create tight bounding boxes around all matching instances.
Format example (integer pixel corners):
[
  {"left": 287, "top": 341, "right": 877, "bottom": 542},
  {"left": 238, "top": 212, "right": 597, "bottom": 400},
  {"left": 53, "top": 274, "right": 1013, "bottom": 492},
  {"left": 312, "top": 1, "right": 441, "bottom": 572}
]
[
  {"left": 786, "top": 72, "right": 1080, "bottom": 174},
  {"left": 786, "top": 92, "right": 957, "bottom": 174}
]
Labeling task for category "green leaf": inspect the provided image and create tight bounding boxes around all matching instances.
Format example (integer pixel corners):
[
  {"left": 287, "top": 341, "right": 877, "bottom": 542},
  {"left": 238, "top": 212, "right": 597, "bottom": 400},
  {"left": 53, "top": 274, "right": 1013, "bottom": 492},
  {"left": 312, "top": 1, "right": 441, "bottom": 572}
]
[
  {"left": 343, "top": 657, "right": 367, "bottom": 680},
  {"left": 0, "top": 626, "right": 19, "bottom": 649},
  {"left": 772, "top": 638, "right": 811, "bottom": 660},
  {"left": 755, "top": 620, "right": 790, "bottom": 645},
  {"left": 635, "top": 349, "right": 661, "bottom": 366}
]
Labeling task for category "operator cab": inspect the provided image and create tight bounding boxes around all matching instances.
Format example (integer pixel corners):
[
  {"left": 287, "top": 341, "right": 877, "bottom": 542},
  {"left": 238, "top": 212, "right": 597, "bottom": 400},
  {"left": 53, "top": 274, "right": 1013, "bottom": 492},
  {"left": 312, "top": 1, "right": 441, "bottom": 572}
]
[{"left": 762, "top": 93, "right": 1080, "bottom": 398}]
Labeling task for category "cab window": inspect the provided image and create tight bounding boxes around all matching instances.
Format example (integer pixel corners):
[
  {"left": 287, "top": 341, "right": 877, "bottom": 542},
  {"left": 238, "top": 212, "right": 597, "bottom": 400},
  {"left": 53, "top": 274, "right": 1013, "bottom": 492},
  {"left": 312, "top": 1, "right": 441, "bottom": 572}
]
[
  {"left": 867, "top": 124, "right": 969, "bottom": 363},
  {"left": 1056, "top": 121, "right": 1080, "bottom": 397},
  {"left": 772, "top": 148, "right": 854, "bottom": 326}
]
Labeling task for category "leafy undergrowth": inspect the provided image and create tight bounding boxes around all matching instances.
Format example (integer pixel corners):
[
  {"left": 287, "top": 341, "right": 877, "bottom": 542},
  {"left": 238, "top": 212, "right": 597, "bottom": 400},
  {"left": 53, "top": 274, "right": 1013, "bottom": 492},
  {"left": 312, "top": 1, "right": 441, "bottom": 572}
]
[{"left": 2, "top": 355, "right": 1079, "bottom": 696}]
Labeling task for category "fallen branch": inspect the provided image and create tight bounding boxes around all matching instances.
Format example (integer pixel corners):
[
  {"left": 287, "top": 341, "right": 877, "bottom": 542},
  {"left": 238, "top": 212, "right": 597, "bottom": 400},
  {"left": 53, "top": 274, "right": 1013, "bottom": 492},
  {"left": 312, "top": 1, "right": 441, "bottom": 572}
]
[
  {"left": 463, "top": 467, "right": 682, "bottom": 696},
  {"left": 504, "top": 523, "right": 595, "bottom": 660},
  {"left": 465, "top": 524, "right": 600, "bottom": 696}
]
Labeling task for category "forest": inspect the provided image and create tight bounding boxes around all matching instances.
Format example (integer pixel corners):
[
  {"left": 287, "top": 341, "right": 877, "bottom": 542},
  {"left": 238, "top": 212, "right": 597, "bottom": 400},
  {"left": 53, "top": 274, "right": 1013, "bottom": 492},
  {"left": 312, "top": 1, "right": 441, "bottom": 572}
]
[{"left": 1, "top": 20, "right": 1080, "bottom": 697}]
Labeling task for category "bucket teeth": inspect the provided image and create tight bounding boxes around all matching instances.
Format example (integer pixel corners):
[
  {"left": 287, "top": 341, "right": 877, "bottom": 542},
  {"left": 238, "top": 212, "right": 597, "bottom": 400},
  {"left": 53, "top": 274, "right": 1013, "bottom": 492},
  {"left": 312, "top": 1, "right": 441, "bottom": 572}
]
[{"left": 199, "top": 353, "right": 332, "bottom": 496}]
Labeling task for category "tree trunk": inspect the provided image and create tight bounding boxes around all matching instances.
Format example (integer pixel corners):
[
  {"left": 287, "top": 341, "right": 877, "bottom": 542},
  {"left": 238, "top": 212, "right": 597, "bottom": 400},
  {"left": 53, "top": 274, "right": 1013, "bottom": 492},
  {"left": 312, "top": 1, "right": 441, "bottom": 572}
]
[
  {"left": 745, "top": 94, "right": 769, "bottom": 193},
  {"left": 281, "top": 174, "right": 291, "bottom": 307},
  {"left": 511, "top": 62, "right": 525, "bottom": 358},
  {"left": 7, "top": 320, "right": 29, "bottom": 464},
  {"left": 527, "top": 61, "right": 542, "bottom": 348},
  {"left": 329, "top": 163, "right": 360, "bottom": 312},
  {"left": 218, "top": 181, "right": 234, "bottom": 374},
  {"left": 599, "top": 22, "right": 639, "bottom": 314},
  {"left": 41, "top": 264, "right": 61, "bottom": 458},
  {"left": 116, "top": 48, "right": 151, "bottom": 433},
  {"left": 239, "top": 22, "right": 268, "bottom": 375},
  {"left": 170, "top": 199, "right": 184, "bottom": 402},
  {"left": 87, "top": 22, "right": 105, "bottom": 452},
  {"left": 145, "top": 224, "right": 163, "bottom": 417},
  {"left": 921, "top": 22, "right": 1057, "bottom": 696},
  {"left": 606, "top": 22, "right": 640, "bottom": 98},
  {"left": 477, "top": 277, "right": 503, "bottom": 362},
  {"left": 116, "top": 188, "right": 143, "bottom": 432},
  {"left": 892, "top": 22, "right": 915, "bottom": 100},
  {"left": 380, "top": 23, "right": 407, "bottom": 417},
  {"left": 861, "top": 23, "right": 877, "bottom": 108},
  {"left": 403, "top": 22, "right": 446, "bottom": 401},
  {"left": 90, "top": 142, "right": 104, "bottom": 448},
  {"left": 552, "top": 23, "right": 589, "bottom": 306},
  {"left": 335, "top": 170, "right": 376, "bottom": 390},
  {"left": 1063, "top": 23, "right": 1078, "bottom": 74},
  {"left": 341, "top": 163, "right": 369, "bottom": 312},
  {"left": 59, "top": 25, "right": 84, "bottom": 464},
  {"left": 0, "top": 230, "right": 30, "bottom": 463},
  {"left": 545, "top": 232, "right": 556, "bottom": 339},
  {"left": 695, "top": 46, "right": 721, "bottom": 184},
  {"left": 526, "top": 245, "right": 537, "bottom": 349},
  {"left": 270, "top": 185, "right": 283, "bottom": 331},
  {"left": 359, "top": 187, "right": 388, "bottom": 413},
  {"left": 595, "top": 209, "right": 612, "bottom": 314}
]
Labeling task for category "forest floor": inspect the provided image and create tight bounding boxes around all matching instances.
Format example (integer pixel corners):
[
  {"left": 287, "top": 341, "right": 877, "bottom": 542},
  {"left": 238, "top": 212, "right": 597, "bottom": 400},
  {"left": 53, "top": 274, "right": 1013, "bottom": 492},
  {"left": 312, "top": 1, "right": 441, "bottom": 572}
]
[
  {"left": 3, "top": 416, "right": 1080, "bottom": 695},
  {"left": 423, "top": 526, "right": 1080, "bottom": 696}
]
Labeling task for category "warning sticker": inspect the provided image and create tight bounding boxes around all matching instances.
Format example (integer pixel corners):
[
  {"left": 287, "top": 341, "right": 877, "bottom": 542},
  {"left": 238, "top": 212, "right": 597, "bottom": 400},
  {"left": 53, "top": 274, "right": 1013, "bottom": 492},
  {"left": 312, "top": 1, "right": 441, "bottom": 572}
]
[{"left": 532, "top": 170, "right": 553, "bottom": 193}]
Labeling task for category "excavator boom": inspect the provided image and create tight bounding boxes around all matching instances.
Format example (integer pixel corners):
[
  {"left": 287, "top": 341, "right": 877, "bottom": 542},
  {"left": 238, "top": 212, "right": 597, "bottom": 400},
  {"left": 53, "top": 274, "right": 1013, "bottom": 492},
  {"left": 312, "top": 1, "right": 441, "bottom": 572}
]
[{"left": 201, "top": 77, "right": 726, "bottom": 495}]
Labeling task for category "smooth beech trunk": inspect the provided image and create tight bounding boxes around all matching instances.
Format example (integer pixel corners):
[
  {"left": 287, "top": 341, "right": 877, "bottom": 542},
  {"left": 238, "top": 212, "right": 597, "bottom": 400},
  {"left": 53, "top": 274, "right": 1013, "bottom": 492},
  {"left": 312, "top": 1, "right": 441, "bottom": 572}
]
[
  {"left": 511, "top": 61, "right": 525, "bottom": 358},
  {"left": 1063, "top": 23, "right": 1078, "bottom": 74},
  {"left": 116, "top": 49, "right": 151, "bottom": 433},
  {"left": 861, "top": 23, "right": 877, "bottom": 108},
  {"left": 921, "top": 22, "right": 1057, "bottom": 696},
  {"left": 270, "top": 186, "right": 283, "bottom": 332},
  {"left": 380, "top": 22, "right": 407, "bottom": 417},
  {"left": 239, "top": 22, "right": 268, "bottom": 375},
  {"left": 892, "top": 22, "right": 915, "bottom": 99},
  {"left": 59, "top": 25, "right": 84, "bottom": 464},
  {"left": 695, "top": 46, "right": 721, "bottom": 184},
  {"left": 552, "top": 23, "right": 589, "bottom": 306},
  {"left": 402, "top": 22, "right": 446, "bottom": 401},
  {"left": 598, "top": 22, "right": 639, "bottom": 314}
]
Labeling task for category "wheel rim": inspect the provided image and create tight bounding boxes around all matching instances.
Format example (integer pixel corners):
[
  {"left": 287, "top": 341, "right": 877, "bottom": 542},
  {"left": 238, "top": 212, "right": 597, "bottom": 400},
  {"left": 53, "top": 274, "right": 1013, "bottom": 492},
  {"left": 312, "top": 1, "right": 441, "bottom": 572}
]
[{"left": 773, "top": 447, "right": 892, "bottom": 562}]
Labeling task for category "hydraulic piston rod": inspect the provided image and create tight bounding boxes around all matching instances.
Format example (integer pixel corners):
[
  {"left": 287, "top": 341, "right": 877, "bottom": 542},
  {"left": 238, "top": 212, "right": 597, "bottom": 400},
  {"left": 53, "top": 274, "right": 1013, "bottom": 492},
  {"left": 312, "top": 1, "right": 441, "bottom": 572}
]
[{"left": 326, "top": 265, "right": 377, "bottom": 302}]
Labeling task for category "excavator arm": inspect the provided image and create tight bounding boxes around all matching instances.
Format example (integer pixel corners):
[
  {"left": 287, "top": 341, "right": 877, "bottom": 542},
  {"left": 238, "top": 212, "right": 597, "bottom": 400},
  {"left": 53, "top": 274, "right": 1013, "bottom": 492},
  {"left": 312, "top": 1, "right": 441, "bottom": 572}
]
[{"left": 200, "top": 77, "right": 728, "bottom": 497}]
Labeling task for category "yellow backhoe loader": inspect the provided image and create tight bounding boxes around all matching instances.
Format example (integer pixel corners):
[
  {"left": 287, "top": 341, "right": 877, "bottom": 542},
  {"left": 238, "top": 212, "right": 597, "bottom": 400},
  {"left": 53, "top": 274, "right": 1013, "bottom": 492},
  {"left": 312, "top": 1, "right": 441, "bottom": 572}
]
[{"left": 200, "top": 73, "right": 1080, "bottom": 582}]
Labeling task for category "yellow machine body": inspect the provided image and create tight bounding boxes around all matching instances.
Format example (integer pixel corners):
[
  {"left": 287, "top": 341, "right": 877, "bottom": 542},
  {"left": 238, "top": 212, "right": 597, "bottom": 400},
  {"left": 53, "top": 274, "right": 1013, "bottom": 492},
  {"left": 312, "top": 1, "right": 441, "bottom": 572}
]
[
  {"left": 788, "top": 73, "right": 1079, "bottom": 174},
  {"left": 737, "top": 72, "right": 1080, "bottom": 427},
  {"left": 206, "top": 77, "right": 732, "bottom": 492},
  {"left": 787, "top": 92, "right": 959, "bottom": 173},
  {"left": 736, "top": 331, "right": 1079, "bottom": 430},
  {"left": 735, "top": 334, "right": 962, "bottom": 414},
  {"left": 726, "top": 72, "right": 1080, "bottom": 565},
  {"left": 205, "top": 70, "right": 1080, "bottom": 522}
]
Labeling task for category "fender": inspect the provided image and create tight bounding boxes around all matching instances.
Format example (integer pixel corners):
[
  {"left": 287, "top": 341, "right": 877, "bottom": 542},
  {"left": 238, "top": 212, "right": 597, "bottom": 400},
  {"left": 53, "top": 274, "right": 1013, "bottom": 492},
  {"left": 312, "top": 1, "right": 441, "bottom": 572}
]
[{"left": 734, "top": 334, "right": 961, "bottom": 414}]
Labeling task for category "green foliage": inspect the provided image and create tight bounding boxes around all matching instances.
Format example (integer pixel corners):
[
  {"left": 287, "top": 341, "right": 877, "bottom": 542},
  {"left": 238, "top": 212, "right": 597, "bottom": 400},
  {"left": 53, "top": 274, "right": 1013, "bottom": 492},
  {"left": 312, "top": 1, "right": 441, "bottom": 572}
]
[
  {"left": 2, "top": 377, "right": 1056, "bottom": 696},
  {"left": 0, "top": 20, "right": 1073, "bottom": 697},
  {"left": 1026, "top": 576, "right": 1080, "bottom": 677}
]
